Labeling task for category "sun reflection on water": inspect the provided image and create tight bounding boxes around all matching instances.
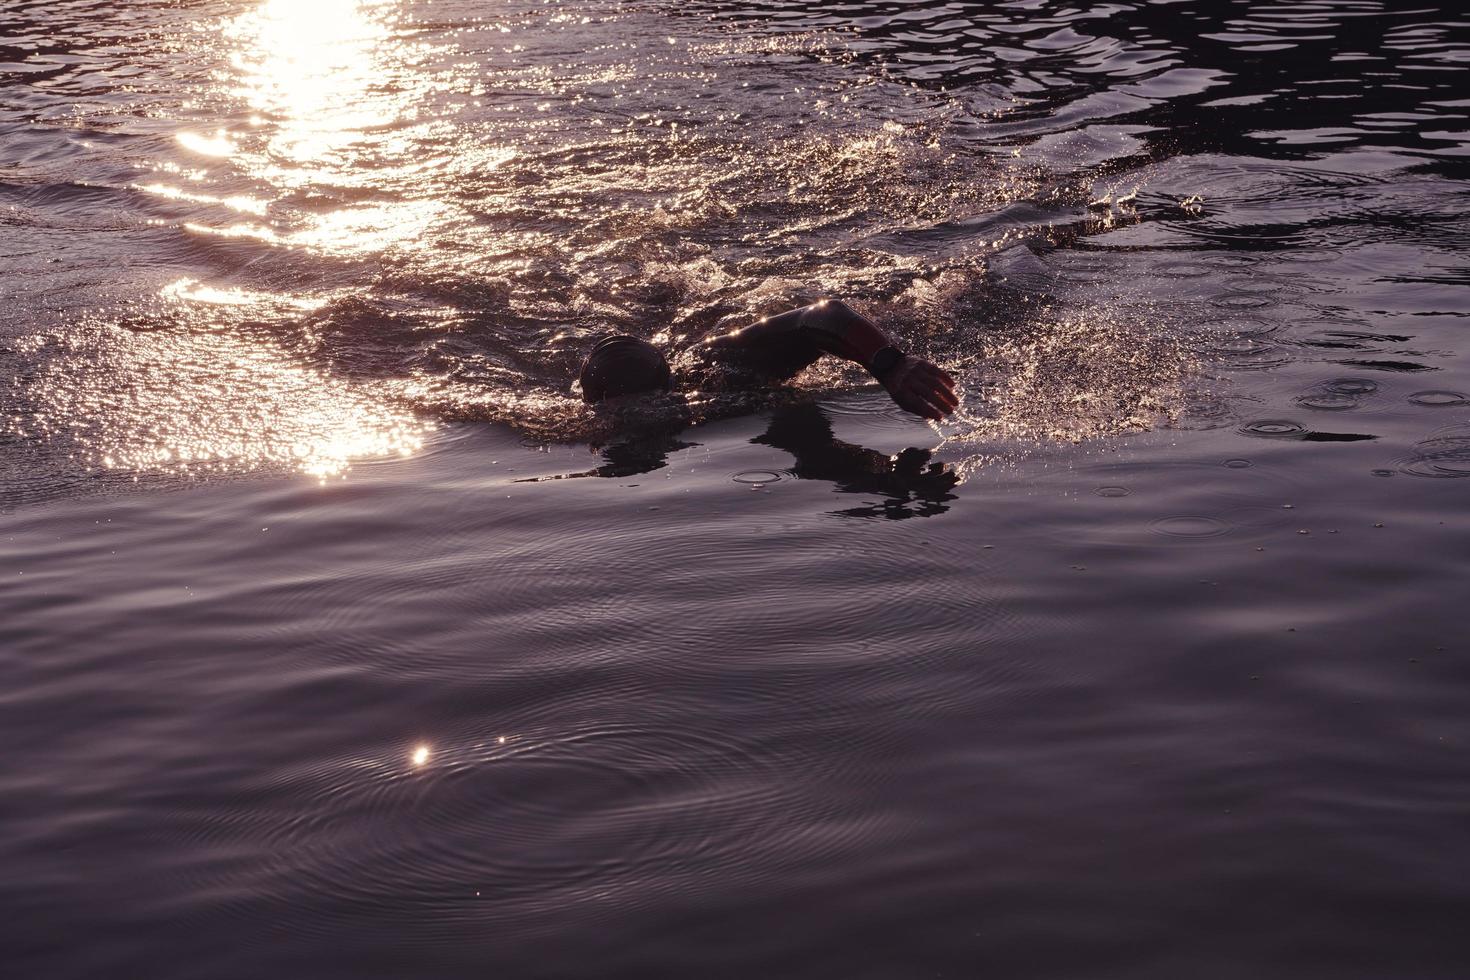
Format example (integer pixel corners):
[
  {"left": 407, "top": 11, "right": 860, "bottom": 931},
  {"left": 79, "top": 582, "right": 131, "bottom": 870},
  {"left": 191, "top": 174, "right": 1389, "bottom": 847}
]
[
  {"left": 196, "top": 0, "right": 512, "bottom": 255},
  {"left": 176, "top": 129, "right": 238, "bottom": 158},
  {"left": 71, "top": 0, "right": 462, "bottom": 481},
  {"left": 17, "top": 312, "right": 428, "bottom": 482},
  {"left": 227, "top": 0, "right": 402, "bottom": 171}
]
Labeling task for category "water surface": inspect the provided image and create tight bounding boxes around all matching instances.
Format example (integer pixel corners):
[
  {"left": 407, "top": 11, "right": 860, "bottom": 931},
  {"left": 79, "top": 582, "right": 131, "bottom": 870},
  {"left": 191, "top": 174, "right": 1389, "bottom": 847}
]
[{"left": 3, "top": 1, "right": 1470, "bottom": 976}]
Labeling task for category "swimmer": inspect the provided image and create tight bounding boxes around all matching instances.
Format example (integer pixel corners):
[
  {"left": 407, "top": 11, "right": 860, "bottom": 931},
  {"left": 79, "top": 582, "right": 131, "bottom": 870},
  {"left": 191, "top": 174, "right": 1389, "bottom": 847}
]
[{"left": 578, "top": 299, "right": 960, "bottom": 421}]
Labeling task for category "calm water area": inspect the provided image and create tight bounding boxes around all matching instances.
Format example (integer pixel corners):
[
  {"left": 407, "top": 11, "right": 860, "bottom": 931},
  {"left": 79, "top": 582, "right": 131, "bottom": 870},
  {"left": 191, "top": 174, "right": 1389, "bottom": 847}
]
[{"left": 3, "top": 1, "right": 1469, "bottom": 976}]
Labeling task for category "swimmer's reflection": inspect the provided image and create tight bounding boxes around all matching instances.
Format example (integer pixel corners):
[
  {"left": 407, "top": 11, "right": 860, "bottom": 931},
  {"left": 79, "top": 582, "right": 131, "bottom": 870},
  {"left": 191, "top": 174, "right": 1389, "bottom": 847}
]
[
  {"left": 754, "top": 403, "right": 958, "bottom": 519},
  {"left": 513, "top": 431, "right": 697, "bottom": 482},
  {"left": 518, "top": 403, "right": 957, "bottom": 519}
]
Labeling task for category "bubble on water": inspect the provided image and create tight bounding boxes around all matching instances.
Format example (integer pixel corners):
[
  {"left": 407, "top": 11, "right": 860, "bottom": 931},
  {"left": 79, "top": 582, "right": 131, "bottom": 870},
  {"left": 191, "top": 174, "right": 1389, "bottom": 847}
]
[
  {"left": 1295, "top": 392, "right": 1358, "bottom": 411},
  {"left": 732, "top": 470, "right": 783, "bottom": 485},
  {"left": 1155, "top": 261, "right": 1215, "bottom": 278},
  {"left": 1281, "top": 247, "right": 1343, "bottom": 264},
  {"left": 1211, "top": 338, "right": 1273, "bottom": 355},
  {"left": 1204, "top": 253, "right": 1260, "bottom": 269},
  {"left": 1323, "top": 378, "right": 1379, "bottom": 396},
  {"left": 1239, "top": 419, "right": 1306, "bottom": 438},
  {"left": 1053, "top": 259, "right": 1118, "bottom": 283},
  {"left": 1210, "top": 292, "right": 1276, "bottom": 310},
  {"left": 1224, "top": 276, "right": 1292, "bottom": 294},
  {"left": 1408, "top": 390, "right": 1469, "bottom": 407},
  {"left": 1150, "top": 516, "right": 1231, "bottom": 537}
]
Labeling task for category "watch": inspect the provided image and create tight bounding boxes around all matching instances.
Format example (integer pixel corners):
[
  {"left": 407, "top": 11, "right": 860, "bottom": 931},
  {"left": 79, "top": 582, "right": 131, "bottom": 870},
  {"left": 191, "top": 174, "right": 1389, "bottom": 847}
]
[{"left": 868, "top": 345, "right": 905, "bottom": 380}]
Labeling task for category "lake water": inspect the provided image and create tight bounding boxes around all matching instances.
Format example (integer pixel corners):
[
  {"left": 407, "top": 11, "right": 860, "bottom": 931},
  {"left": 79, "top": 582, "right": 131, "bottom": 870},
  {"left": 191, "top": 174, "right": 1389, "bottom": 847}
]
[{"left": 3, "top": 1, "right": 1469, "bottom": 976}]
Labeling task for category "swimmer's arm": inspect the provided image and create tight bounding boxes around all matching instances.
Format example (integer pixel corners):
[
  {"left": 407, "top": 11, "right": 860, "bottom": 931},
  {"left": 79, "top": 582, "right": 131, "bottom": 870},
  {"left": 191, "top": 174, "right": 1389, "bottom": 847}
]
[
  {"left": 703, "top": 300, "right": 959, "bottom": 420},
  {"left": 698, "top": 305, "right": 825, "bottom": 380}
]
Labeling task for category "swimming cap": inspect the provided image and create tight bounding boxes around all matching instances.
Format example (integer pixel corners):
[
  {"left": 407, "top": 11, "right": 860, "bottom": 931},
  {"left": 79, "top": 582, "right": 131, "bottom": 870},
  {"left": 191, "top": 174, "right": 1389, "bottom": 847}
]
[{"left": 578, "top": 335, "right": 672, "bottom": 403}]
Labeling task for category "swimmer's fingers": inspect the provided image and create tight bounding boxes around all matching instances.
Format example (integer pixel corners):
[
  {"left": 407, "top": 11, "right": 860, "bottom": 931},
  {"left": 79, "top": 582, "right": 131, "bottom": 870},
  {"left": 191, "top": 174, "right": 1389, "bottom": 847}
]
[
  {"left": 914, "top": 361, "right": 960, "bottom": 411},
  {"left": 904, "top": 358, "right": 960, "bottom": 417},
  {"left": 883, "top": 360, "right": 930, "bottom": 418},
  {"left": 885, "top": 357, "right": 957, "bottom": 420},
  {"left": 922, "top": 360, "right": 957, "bottom": 392},
  {"left": 905, "top": 382, "right": 949, "bottom": 421},
  {"left": 922, "top": 392, "right": 956, "bottom": 419},
  {"left": 884, "top": 379, "right": 925, "bottom": 418}
]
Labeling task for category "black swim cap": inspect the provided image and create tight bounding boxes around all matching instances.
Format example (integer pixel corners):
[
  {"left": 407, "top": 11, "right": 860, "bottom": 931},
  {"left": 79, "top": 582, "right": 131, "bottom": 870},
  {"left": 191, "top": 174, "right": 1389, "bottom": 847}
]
[{"left": 578, "top": 335, "right": 672, "bottom": 403}]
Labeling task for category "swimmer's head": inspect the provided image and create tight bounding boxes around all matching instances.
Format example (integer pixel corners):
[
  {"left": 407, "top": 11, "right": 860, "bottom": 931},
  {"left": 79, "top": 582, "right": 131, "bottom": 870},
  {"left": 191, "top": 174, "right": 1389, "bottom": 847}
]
[{"left": 578, "top": 335, "right": 672, "bottom": 404}]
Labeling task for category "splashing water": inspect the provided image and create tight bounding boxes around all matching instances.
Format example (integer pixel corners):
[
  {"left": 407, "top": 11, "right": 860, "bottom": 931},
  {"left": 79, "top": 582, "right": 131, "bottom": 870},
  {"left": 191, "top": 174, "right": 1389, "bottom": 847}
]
[{"left": 1, "top": 0, "right": 1205, "bottom": 494}]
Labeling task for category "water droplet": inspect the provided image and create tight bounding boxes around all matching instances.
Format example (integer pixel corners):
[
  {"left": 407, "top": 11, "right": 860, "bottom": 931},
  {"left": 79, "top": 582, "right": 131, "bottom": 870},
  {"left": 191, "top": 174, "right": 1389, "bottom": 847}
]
[
  {"left": 1223, "top": 458, "right": 1253, "bottom": 468},
  {"left": 1094, "top": 485, "right": 1131, "bottom": 497}
]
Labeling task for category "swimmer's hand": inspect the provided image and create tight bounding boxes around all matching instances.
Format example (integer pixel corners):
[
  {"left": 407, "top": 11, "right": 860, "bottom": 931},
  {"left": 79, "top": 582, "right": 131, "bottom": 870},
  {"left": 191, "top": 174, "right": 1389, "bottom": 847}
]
[{"left": 880, "top": 355, "right": 959, "bottom": 421}]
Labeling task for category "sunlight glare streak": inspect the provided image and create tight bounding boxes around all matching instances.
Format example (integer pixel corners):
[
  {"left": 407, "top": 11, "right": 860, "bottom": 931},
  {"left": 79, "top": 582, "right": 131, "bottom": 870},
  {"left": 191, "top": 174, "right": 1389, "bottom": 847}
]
[
  {"left": 136, "top": 183, "right": 268, "bottom": 215},
  {"left": 176, "top": 130, "right": 237, "bottom": 157},
  {"left": 161, "top": 277, "right": 327, "bottom": 311}
]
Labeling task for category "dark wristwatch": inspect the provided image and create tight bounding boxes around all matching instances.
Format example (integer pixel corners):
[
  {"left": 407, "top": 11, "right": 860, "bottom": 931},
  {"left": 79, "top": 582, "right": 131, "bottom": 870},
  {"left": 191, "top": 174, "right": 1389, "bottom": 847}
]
[{"left": 868, "top": 345, "right": 905, "bottom": 381}]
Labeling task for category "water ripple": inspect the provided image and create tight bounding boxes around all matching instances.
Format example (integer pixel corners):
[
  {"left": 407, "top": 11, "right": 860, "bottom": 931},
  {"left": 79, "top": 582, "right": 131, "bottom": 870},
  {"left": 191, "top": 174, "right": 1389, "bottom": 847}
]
[{"left": 1396, "top": 425, "right": 1470, "bottom": 478}]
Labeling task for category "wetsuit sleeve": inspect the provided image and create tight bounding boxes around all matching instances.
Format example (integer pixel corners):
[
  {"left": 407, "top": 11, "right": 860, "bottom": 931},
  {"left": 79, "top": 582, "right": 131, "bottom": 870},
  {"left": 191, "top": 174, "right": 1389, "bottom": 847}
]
[
  {"left": 693, "top": 300, "right": 959, "bottom": 420},
  {"left": 695, "top": 300, "right": 893, "bottom": 380}
]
